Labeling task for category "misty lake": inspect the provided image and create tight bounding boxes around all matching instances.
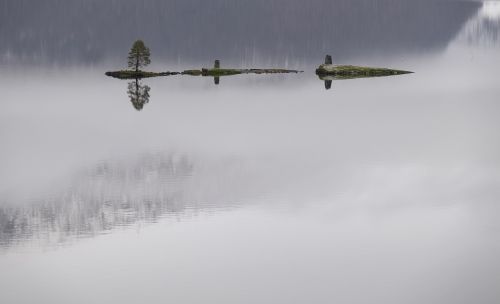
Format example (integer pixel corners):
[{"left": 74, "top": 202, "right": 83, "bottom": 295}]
[{"left": 1, "top": 1, "right": 500, "bottom": 303}]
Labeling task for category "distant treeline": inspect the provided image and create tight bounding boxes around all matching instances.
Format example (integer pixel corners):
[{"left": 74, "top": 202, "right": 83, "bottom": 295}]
[{"left": 0, "top": 0, "right": 479, "bottom": 66}]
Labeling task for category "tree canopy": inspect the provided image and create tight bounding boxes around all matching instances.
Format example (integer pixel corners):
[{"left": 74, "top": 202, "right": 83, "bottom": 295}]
[{"left": 128, "top": 40, "right": 151, "bottom": 72}]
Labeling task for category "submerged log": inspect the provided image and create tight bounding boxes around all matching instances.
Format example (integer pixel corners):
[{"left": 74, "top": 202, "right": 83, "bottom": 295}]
[{"left": 105, "top": 70, "right": 179, "bottom": 79}]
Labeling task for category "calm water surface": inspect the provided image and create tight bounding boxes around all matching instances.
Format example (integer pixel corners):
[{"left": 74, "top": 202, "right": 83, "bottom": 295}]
[{"left": 1, "top": 1, "right": 500, "bottom": 304}]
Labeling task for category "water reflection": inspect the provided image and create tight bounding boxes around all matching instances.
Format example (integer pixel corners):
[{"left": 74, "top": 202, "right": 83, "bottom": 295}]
[
  {"left": 0, "top": 2, "right": 499, "bottom": 303},
  {"left": 455, "top": 1, "right": 500, "bottom": 46},
  {"left": 127, "top": 78, "right": 151, "bottom": 111},
  {"left": 324, "top": 79, "right": 332, "bottom": 90},
  {"left": 0, "top": 153, "right": 195, "bottom": 249}
]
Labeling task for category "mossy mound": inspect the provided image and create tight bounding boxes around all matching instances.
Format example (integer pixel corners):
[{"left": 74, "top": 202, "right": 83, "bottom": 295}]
[
  {"left": 316, "top": 64, "right": 413, "bottom": 78},
  {"left": 105, "top": 70, "right": 179, "bottom": 79}
]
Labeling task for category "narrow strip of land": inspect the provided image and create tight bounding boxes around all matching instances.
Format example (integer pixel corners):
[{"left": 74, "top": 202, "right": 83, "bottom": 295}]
[
  {"left": 105, "top": 70, "right": 180, "bottom": 79},
  {"left": 182, "top": 68, "right": 302, "bottom": 76},
  {"left": 316, "top": 64, "right": 412, "bottom": 79}
]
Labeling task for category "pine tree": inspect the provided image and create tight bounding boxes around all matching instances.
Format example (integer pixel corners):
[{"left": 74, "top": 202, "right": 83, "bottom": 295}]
[{"left": 127, "top": 40, "right": 151, "bottom": 72}]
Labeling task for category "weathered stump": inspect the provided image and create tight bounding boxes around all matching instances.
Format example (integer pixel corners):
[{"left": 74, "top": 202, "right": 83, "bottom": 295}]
[{"left": 325, "top": 55, "right": 333, "bottom": 65}]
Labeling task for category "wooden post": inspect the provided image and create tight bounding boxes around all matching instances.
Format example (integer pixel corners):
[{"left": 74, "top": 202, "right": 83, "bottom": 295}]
[
  {"left": 214, "top": 60, "right": 220, "bottom": 69},
  {"left": 325, "top": 55, "right": 332, "bottom": 65}
]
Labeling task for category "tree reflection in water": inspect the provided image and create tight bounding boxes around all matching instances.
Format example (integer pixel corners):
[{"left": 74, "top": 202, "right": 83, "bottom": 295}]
[{"left": 127, "top": 78, "right": 150, "bottom": 111}]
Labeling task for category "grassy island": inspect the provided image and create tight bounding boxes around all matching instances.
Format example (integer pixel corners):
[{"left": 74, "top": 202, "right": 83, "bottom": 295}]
[
  {"left": 315, "top": 64, "right": 412, "bottom": 79},
  {"left": 105, "top": 70, "right": 179, "bottom": 79},
  {"left": 315, "top": 55, "right": 412, "bottom": 79},
  {"left": 182, "top": 60, "right": 302, "bottom": 77},
  {"left": 106, "top": 40, "right": 181, "bottom": 79},
  {"left": 182, "top": 68, "right": 302, "bottom": 77}
]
